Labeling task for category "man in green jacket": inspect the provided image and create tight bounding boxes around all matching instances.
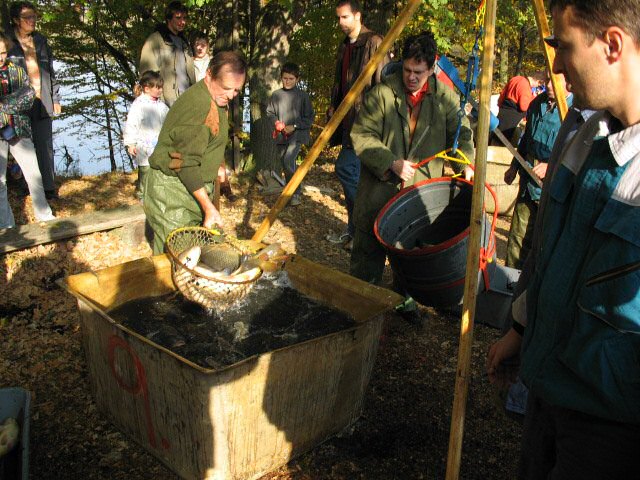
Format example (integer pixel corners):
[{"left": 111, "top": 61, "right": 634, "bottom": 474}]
[
  {"left": 143, "top": 50, "right": 246, "bottom": 254},
  {"left": 350, "top": 31, "right": 474, "bottom": 289}
]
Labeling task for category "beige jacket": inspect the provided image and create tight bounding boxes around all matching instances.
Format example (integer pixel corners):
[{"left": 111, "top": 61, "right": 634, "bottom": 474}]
[{"left": 139, "top": 24, "right": 195, "bottom": 106}]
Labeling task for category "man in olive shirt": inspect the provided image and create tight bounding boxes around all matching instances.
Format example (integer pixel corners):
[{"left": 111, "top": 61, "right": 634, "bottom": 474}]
[{"left": 143, "top": 51, "right": 246, "bottom": 254}]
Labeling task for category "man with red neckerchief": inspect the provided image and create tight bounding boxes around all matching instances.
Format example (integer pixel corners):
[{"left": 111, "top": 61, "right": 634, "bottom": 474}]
[{"left": 349, "top": 31, "right": 474, "bottom": 319}]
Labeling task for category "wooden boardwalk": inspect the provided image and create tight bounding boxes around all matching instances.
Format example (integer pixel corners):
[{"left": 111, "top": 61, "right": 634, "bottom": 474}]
[{"left": 0, "top": 204, "right": 147, "bottom": 254}]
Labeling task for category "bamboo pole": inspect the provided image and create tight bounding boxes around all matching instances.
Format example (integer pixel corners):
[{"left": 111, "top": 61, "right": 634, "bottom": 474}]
[
  {"left": 532, "top": 0, "right": 568, "bottom": 121},
  {"left": 444, "top": 0, "right": 497, "bottom": 478},
  {"left": 251, "top": 0, "right": 423, "bottom": 243}
]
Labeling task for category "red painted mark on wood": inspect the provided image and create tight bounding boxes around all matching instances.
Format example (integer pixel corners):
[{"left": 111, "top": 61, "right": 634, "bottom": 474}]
[{"left": 107, "top": 335, "right": 170, "bottom": 450}]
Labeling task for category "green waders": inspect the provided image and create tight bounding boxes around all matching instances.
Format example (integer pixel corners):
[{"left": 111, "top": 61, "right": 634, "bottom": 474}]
[{"left": 143, "top": 167, "right": 214, "bottom": 254}]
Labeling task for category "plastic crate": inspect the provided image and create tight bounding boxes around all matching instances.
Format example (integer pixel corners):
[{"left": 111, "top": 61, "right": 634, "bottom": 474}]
[{"left": 0, "top": 388, "right": 31, "bottom": 480}]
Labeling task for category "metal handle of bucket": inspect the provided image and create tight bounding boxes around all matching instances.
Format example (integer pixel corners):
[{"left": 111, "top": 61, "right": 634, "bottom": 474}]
[{"left": 411, "top": 149, "right": 499, "bottom": 289}]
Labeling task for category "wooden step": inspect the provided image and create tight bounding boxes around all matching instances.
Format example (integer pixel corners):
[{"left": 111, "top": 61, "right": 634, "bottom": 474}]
[{"left": 0, "top": 205, "right": 147, "bottom": 254}]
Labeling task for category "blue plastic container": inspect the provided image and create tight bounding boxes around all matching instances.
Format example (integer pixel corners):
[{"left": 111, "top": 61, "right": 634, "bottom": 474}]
[{"left": 0, "top": 388, "right": 31, "bottom": 480}]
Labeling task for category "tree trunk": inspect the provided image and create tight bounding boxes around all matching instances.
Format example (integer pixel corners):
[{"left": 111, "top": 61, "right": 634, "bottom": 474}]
[
  {"left": 515, "top": 24, "right": 527, "bottom": 75},
  {"left": 0, "top": 0, "right": 11, "bottom": 32},
  {"left": 364, "top": 0, "right": 396, "bottom": 36},
  {"left": 231, "top": 0, "right": 242, "bottom": 172},
  {"left": 104, "top": 99, "right": 117, "bottom": 172},
  {"left": 499, "top": 38, "right": 508, "bottom": 85},
  {"left": 247, "top": 1, "right": 295, "bottom": 173}
]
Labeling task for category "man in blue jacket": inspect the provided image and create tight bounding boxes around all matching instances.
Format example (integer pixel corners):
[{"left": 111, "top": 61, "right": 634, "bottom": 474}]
[
  {"left": 503, "top": 73, "right": 572, "bottom": 268},
  {"left": 487, "top": 0, "right": 640, "bottom": 478}
]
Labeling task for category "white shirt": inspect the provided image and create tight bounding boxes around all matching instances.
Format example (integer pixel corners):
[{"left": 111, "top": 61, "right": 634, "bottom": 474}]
[{"left": 123, "top": 93, "right": 169, "bottom": 166}]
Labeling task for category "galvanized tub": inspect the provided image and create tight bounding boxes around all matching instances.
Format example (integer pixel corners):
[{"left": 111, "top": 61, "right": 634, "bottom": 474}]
[
  {"left": 61, "top": 254, "right": 402, "bottom": 480},
  {"left": 374, "top": 178, "right": 493, "bottom": 308}
]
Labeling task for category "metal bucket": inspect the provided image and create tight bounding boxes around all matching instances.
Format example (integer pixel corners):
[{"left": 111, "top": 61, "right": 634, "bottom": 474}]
[{"left": 374, "top": 177, "right": 493, "bottom": 308}]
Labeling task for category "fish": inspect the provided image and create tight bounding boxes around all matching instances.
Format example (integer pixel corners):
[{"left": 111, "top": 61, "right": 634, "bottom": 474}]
[
  {"left": 177, "top": 245, "right": 202, "bottom": 269},
  {"left": 233, "top": 243, "right": 289, "bottom": 275},
  {"left": 178, "top": 243, "right": 286, "bottom": 284},
  {"left": 199, "top": 244, "right": 241, "bottom": 273},
  {"left": 193, "top": 264, "right": 262, "bottom": 282}
]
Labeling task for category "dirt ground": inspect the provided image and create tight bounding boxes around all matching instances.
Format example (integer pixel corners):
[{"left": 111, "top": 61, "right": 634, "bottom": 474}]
[{"left": 0, "top": 158, "right": 521, "bottom": 479}]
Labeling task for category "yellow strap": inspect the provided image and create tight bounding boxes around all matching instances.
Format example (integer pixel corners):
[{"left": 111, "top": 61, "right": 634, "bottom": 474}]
[
  {"left": 475, "top": 0, "right": 486, "bottom": 28},
  {"left": 435, "top": 148, "right": 471, "bottom": 167}
]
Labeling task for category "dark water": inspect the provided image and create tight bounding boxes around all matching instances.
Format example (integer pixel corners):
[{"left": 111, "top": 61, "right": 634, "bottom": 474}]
[
  {"left": 108, "top": 272, "right": 355, "bottom": 369},
  {"left": 394, "top": 210, "right": 470, "bottom": 250}
]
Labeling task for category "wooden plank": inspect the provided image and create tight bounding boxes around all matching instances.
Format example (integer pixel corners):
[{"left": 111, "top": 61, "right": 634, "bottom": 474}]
[
  {"left": 532, "top": 0, "right": 568, "bottom": 121},
  {"left": 492, "top": 126, "right": 543, "bottom": 188},
  {"left": 0, "top": 204, "right": 146, "bottom": 254}
]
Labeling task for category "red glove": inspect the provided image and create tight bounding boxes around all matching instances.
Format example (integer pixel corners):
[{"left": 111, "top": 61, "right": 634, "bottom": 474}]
[{"left": 272, "top": 120, "right": 288, "bottom": 139}]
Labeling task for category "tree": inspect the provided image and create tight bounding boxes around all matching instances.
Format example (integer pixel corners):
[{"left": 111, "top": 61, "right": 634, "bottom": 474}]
[
  {"left": 2, "top": 0, "right": 547, "bottom": 176},
  {"left": 28, "top": 1, "right": 157, "bottom": 172}
]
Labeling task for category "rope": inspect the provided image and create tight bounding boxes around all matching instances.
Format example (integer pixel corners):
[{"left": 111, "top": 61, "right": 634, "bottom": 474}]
[{"left": 451, "top": 0, "right": 486, "bottom": 154}]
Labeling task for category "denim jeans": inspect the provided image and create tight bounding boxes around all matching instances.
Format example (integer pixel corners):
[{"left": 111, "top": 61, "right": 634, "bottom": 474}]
[
  {"left": 335, "top": 147, "right": 360, "bottom": 236},
  {"left": 277, "top": 142, "right": 302, "bottom": 197},
  {"left": 519, "top": 394, "right": 640, "bottom": 480}
]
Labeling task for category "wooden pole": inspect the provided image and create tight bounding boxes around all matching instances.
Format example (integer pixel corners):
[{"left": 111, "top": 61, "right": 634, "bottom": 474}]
[
  {"left": 531, "top": 0, "right": 568, "bottom": 121},
  {"left": 444, "top": 0, "right": 497, "bottom": 478},
  {"left": 251, "top": 0, "right": 423, "bottom": 243}
]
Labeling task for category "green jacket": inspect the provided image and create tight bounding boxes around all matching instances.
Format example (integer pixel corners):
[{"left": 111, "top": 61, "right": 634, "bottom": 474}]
[
  {"left": 148, "top": 80, "right": 228, "bottom": 193},
  {"left": 351, "top": 71, "right": 474, "bottom": 231}
]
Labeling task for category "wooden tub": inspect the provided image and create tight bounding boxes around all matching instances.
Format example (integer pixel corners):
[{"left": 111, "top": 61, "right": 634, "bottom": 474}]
[{"left": 61, "top": 254, "right": 402, "bottom": 480}]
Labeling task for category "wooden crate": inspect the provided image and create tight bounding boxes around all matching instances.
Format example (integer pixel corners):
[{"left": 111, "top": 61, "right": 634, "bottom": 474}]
[
  {"left": 485, "top": 146, "right": 519, "bottom": 216},
  {"left": 61, "top": 254, "right": 402, "bottom": 480}
]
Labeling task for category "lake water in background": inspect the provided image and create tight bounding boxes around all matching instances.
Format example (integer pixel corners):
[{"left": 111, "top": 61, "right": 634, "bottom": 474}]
[
  {"left": 51, "top": 69, "right": 127, "bottom": 176},
  {"left": 53, "top": 115, "right": 119, "bottom": 176},
  {"left": 51, "top": 64, "right": 251, "bottom": 177}
]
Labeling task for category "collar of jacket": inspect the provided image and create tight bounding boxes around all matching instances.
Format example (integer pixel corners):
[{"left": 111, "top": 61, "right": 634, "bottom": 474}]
[
  {"left": 156, "top": 23, "right": 188, "bottom": 45},
  {"left": 8, "top": 27, "right": 44, "bottom": 46},
  {"left": 385, "top": 70, "right": 438, "bottom": 158},
  {"left": 385, "top": 71, "right": 437, "bottom": 119},
  {"left": 341, "top": 25, "right": 375, "bottom": 48}
]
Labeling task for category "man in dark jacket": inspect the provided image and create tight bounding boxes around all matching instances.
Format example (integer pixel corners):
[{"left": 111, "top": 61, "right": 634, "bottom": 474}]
[
  {"left": 326, "top": 0, "right": 390, "bottom": 249},
  {"left": 486, "top": 0, "right": 640, "bottom": 477},
  {"left": 139, "top": 1, "right": 195, "bottom": 107},
  {"left": 8, "top": 1, "right": 61, "bottom": 200}
]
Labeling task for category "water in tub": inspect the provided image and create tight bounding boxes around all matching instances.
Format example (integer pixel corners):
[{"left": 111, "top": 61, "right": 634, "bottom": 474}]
[{"left": 108, "top": 271, "right": 356, "bottom": 369}]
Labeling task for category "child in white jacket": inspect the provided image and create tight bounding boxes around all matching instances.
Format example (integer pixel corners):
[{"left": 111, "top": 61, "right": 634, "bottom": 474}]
[{"left": 123, "top": 71, "right": 168, "bottom": 199}]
